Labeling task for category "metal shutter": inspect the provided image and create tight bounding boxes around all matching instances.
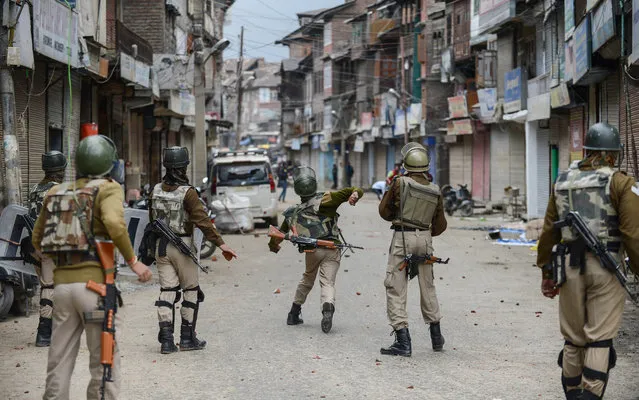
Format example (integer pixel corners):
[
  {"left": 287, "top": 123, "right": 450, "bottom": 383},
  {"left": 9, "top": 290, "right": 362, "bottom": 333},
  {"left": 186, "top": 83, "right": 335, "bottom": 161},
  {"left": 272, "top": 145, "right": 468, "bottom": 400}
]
[
  {"left": 603, "top": 72, "right": 620, "bottom": 131},
  {"left": 510, "top": 124, "right": 527, "bottom": 195},
  {"left": 27, "top": 64, "right": 48, "bottom": 196},
  {"left": 48, "top": 73, "right": 64, "bottom": 130},
  {"left": 14, "top": 71, "right": 30, "bottom": 200},
  {"left": 449, "top": 135, "right": 472, "bottom": 189},
  {"left": 534, "top": 129, "right": 550, "bottom": 219},
  {"left": 490, "top": 124, "right": 527, "bottom": 202},
  {"left": 620, "top": 69, "right": 639, "bottom": 177}
]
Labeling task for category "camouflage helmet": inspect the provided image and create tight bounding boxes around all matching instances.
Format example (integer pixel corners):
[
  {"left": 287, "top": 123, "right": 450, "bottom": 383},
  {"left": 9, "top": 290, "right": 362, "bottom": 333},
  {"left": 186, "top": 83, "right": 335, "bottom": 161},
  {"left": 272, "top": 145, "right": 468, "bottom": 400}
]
[
  {"left": 584, "top": 122, "right": 622, "bottom": 151},
  {"left": 42, "top": 151, "right": 67, "bottom": 173},
  {"left": 403, "top": 146, "right": 430, "bottom": 173},
  {"left": 401, "top": 142, "right": 425, "bottom": 159},
  {"left": 75, "top": 135, "right": 117, "bottom": 177},
  {"left": 163, "top": 146, "right": 190, "bottom": 168},
  {"left": 293, "top": 166, "right": 317, "bottom": 197}
]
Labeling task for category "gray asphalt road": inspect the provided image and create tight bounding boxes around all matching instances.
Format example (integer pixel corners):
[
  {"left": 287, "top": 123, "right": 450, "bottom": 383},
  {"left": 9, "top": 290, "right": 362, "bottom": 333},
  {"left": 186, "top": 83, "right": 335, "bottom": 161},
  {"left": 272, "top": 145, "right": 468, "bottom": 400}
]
[{"left": 1, "top": 197, "right": 638, "bottom": 399}]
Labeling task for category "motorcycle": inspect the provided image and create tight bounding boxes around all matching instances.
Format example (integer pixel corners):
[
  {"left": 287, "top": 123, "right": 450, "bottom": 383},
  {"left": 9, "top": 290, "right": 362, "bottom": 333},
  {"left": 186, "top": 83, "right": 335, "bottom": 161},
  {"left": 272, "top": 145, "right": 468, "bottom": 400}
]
[
  {"left": 130, "top": 183, "right": 152, "bottom": 209},
  {"left": 442, "top": 184, "right": 474, "bottom": 217}
]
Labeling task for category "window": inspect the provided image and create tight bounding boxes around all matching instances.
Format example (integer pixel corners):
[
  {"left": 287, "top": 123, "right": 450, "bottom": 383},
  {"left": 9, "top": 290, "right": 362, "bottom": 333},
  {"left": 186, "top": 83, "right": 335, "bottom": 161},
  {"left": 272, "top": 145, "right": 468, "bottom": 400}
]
[
  {"left": 258, "top": 88, "right": 277, "bottom": 103},
  {"left": 48, "top": 128, "right": 63, "bottom": 152},
  {"left": 176, "top": 27, "right": 187, "bottom": 55},
  {"left": 313, "top": 71, "right": 323, "bottom": 94},
  {"left": 324, "top": 62, "right": 332, "bottom": 90},
  {"left": 216, "top": 162, "right": 269, "bottom": 186},
  {"left": 352, "top": 21, "right": 364, "bottom": 45},
  {"left": 324, "top": 22, "right": 332, "bottom": 46}
]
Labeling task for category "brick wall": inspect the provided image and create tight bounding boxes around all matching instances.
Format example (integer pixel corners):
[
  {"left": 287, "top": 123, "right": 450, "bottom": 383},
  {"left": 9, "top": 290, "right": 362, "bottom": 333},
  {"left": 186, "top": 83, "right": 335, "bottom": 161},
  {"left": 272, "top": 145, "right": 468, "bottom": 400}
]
[
  {"left": 122, "top": 0, "right": 166, "bottom": 53},
  {"left": 106, "top": 0, "right": 116, "bottom": 49}
]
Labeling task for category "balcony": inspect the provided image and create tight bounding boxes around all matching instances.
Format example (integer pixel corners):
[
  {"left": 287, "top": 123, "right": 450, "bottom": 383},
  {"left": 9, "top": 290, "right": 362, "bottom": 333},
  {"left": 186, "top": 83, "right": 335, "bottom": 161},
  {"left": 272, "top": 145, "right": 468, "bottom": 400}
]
[
  {"left": 116, "top": 21, "right": 153, "bottom": 64},
  {"left": 369, "top": 18, "right": 397, "bottom": 44}
]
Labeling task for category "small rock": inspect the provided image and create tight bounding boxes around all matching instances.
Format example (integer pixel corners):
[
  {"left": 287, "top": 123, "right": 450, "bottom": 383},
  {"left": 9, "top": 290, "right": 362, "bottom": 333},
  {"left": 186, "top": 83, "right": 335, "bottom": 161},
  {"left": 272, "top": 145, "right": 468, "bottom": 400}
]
[
  {"left": 311, "top": 370, "right": 316, "bottom": 373},
  {"left": 462, "top": 276, "right": 466, "bottom": 279},
  {"left": 211, "top": 256, "right": 218, "bottom": 262},
  {"left": 500, "top": 300, "right": 504, "bottom": 303},
  {"left": 375, "top": 359, "right": 381, "bottom": 363},
  {"left": 470, "top": 310, "right": 476, "bottom": 313},
  {"left": 344, "top": 269, "right": 349, "bottom": 272},
  {"left": 273, "top": 288, "right": 281, "bottom": 294},
  {"left": 345, "top": 254, "right": 350, "bottom": 258},
  {"left": 234, "top": 284, "right": 239, "bottom": 287},
  {"left": 375, "top": 362, "right": 381, "bottom": 366},
  {"left": 254, "top": 234, "right": 260, "bottom": 238},
  {"left": 439, "top": 277, "right": 443, "bottom": 280},
  {"left": 24, "top": 391, "right": 29, "bottom": 394},
  {"left": 516, "top": 303, "right": 520, "bottom": 306},
  {"left": 152, "top": 360, "right": 156, "bottom": 363},
  {"left": 313, "top": 355, "right": 321, "bottom": 359},
  {"left": 407, "top": 386, "right": 414, "bottom": 389},
  {"left": 14, "top": 320, "right": 18, "bottom": 323},
  {"left": 474, "top": 323, "right": 478, "bottom": 326},
  {"left": 356, "top": 292, "right": 361, "bottom": 296},
  {"left": 16, "top": 363, "right": 20, "bottom": 367}
]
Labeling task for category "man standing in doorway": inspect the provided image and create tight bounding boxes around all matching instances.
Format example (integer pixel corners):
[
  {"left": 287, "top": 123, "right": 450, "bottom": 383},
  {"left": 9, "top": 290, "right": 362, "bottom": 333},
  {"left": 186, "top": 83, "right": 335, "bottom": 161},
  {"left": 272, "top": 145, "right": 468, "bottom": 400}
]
[{"left": 332, "top": 164, "right": 338, "bottom": 189}]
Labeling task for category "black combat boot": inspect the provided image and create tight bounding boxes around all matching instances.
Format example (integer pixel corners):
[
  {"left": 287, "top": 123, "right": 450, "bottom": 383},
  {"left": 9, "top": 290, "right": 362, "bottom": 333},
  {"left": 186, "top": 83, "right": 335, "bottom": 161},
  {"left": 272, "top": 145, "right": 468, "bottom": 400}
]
[
  {"left": 565, "top": 389, "right": 584, "bottom": 400},
  {"left": 158, "top": 322, "right": 178, "bottom": 354},
  {"left": 179, "top": 322, "right": 207, "bottom": 351},
  {"left": 380, "top": 328, "right": 412, "bottom": 357},
  {"left": 580, "top": 390, "right": 599, "bottom": 400},
  {"left": 430, "top": 322, "right": 445, "bottom": 351},
  {"left": 35, "top": 317, "right": 52, "bottom": 347},
  {"left": 321, "top": 302, "right": 335, "bottom": 333},
  {"left": 287, "top": 302, "right": 303, "bottom": 325}
]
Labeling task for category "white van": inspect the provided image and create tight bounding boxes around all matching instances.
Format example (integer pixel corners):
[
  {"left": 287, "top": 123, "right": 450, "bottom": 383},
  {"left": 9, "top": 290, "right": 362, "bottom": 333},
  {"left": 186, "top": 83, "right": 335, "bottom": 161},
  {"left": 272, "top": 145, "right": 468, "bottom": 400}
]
[{"left": 209, "top": 149, "right": 278, "bottom": 226}]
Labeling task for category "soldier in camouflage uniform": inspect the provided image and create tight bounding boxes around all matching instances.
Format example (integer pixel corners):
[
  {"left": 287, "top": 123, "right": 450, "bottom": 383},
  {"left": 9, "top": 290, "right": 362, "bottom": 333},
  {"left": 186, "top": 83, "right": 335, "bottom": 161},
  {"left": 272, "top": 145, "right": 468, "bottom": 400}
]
[
  {"left": 32, "top": 135, "right": 152, "bottom": 400},
  {"left": 28, "top": 151, "right": 67, "bottom": 347},
  {"left": 150, "top": 146, "right": 238, "bottom": 354},
  {"left": 268, "top": 166, "right": 363, "bottom": 333},
  {"left": 378, "top": 143, "right": 447, "bottom": 357},
  {"left": 537, "top": 123, "right": 639, "bottom": 400}
]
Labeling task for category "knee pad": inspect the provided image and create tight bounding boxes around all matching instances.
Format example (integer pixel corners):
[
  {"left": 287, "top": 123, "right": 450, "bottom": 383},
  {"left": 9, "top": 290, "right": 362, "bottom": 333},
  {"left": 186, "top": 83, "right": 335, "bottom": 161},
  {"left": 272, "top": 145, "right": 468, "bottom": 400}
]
[
  {"left": 557, "top": 349, "right": 564, "bottom": 368},
  {"left": 587, "top": 339, "right": 615, "bottom": 370}
]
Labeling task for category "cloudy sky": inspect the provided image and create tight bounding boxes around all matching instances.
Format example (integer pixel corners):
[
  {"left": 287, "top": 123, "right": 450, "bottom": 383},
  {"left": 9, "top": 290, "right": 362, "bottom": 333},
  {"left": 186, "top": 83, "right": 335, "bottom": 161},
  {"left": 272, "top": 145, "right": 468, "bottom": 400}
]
[{"left": 224, "top": 0, "right": 342, "bottom": 61}]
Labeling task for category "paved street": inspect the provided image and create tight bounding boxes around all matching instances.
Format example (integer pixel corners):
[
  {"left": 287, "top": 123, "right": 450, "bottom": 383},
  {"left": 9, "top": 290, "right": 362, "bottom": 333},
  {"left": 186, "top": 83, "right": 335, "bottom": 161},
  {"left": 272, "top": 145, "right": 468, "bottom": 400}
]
[{"left": 1, "top": 197, "right": 638, "bottom": 399}]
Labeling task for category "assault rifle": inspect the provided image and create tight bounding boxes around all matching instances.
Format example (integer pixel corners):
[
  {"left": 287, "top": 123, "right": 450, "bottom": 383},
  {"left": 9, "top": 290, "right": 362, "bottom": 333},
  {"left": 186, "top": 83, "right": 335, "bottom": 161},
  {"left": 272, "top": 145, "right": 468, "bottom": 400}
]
[
  {"left": 268, "top": 225, "right": 364, "bottom": 253},
  {"left": 399, "top": 254, "right": 450, "bottom": 280},
  {"left": 555, "top": 211, "right": 639, "bottom": 305},
  {"left": 85, "top": 240, "right": 119, "bottom": 400},
  {"left": 150, "top": 219, "right": 209, "bottom": 273}
]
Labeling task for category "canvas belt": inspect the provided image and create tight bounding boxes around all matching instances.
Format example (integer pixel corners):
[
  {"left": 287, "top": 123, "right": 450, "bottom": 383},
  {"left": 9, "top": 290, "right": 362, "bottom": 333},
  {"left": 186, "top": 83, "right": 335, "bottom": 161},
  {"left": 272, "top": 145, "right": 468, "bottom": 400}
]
[{"left": 391, "top": 225, "right": 430, "bottom": 232}]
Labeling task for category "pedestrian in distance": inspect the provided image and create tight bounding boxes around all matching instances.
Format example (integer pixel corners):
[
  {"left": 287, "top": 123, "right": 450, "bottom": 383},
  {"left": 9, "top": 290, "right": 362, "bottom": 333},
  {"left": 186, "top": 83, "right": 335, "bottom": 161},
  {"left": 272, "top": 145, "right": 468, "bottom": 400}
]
[
  {"left": 27, "top": 151, "right": 67, "bottom": 347},
  {"left": 268, "top": 166, "right": 363, "bottom": 333},
  {"left": 372, "top": 180, "right": 386, "bottom": 200},
  {"left": 332, "top": 163, "right": 338, "bottom": 189},
  {"left": 278, "top": 161, "right": 289, "bottom": 202},
  {"left": 32, "top": 135, "right": 153, "bottom": 400},
  {"left": 147, "top": 146, "right": 238, "bottom": 354},
  {"left": 346, "top": 162, "right": 354, "bottom": 187},
  {"left": 537, "top": 122, "right": 639, "bottom": 400},
  {"left": 379, "top": 142, "right": 448, "bottom": 357}
]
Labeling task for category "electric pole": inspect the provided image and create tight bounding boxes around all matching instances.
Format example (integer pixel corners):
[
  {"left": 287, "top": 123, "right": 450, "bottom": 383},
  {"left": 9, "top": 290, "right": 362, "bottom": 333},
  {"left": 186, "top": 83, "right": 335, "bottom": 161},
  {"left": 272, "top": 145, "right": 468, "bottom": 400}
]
[
  {"left": 235, "top": 26, "right": 244, "bottom": 150},
  {"left": 0, "top": 1, "right": 23, "bottom": 206}
]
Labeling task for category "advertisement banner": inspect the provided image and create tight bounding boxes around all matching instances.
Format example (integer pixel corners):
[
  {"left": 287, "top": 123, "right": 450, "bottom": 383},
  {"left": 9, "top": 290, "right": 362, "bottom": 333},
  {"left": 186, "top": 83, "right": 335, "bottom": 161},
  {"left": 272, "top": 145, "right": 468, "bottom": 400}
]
[
  {"left": 574, "top": 16, "right": 591, "bottom": 83},
  {"left": 448, "top": 96, "right": 469, "bottom": 118},
  {"left": 527, "top": 93, "right": 551, "bottom": 121},
  {"left": 360, "top": 112, "right": 373, "bottom": 131},
  {"left": 121, "top": 53, "right": 151, "bottom": 88},
  {"left": 504, "top": 68, "right": 523, "bottom": 114},
  {"left": 570, "top": 118, "right": 584, "bottom": 152},
  {"left": 33, "top": 0, "right": 80, "bottom": 67},
  {"left": 477, "top": 88, "right": 497, "bottom": 119},
  {"left": 565, "top": 39, "right": 575, "bottom": 82},
  {"left": 353, "top": 137, "right": 365, "bottom": 153},
  {"left": 447, "top": 119, "right": 474, "bottom": 135},
  {"left": 550, "top": 84, "right": 571, "bottom": 108},
  {"left": 591, "top": 0, "right": 615, "bottom": 52}
]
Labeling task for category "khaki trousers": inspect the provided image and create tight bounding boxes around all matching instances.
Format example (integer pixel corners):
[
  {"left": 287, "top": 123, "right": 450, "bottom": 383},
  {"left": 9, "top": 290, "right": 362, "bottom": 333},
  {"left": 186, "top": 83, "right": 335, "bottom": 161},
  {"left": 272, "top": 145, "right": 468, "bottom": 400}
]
[
  {"left": 36, "top": 255, "right": 55, "bottom": 319},
  {"left": 294, "top": 248, "right": 341, "bottom": 308},
  {"left": 43, "top": 283, "right": 121, "bottom": 400},
  {"left": 384, "top": 231, "right": 441, "bottom": 330},
  {"left": 559, "top": 253, "right": 626, "bottom": 397},
  {"left": 156, "top": 243, "right": 200, "bottom": 324}
]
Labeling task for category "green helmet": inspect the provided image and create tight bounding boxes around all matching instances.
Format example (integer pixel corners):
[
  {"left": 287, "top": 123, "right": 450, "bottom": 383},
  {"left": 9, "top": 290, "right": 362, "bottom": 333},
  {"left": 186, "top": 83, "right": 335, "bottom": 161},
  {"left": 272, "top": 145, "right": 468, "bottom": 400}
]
[
  {"left": 293, "top": 166, "right": 317, "bottom": 197},
  {"left": 584, "top": 122, "right": 622, "bottom": 151},
  {"left": 401, "top": 142, "right": 425, "bottom": 159},
  {"left": 403, "top": 147, "right": 430, "bottom": 173},
  {"left": 163, "top": 146, "right": 190, "bottom": 168},
  {"left": 42, "top": 151, "right": 67, "bottom": 173},
  {"left": 75, "top": 135, "right": 117, "bottom": 177}
]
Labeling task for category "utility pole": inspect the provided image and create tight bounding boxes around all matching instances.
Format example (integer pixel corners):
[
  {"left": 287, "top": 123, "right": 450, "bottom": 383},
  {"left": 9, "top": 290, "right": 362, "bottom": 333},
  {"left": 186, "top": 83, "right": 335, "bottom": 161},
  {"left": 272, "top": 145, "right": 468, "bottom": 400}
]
[
  {"left": 400, "top": 4, "right": 409, "bottom": 145},
  {"left": 0, "top": 1, "right": 23, "bottom": 206},
  {"left": 235, "top": 26, "right": 244, "bottom": 150}
]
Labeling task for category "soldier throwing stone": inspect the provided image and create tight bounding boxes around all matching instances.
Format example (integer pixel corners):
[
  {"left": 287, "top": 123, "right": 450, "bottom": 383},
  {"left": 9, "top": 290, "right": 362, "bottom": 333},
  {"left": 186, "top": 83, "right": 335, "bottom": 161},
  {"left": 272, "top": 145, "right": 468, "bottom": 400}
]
[
  {"left": 537, "top": 123, "right": 639, "bottom": 400},
  {"left": 378, "top": 143, "right": 447, "bottom": 357},
  {"left": 32, "top": 135, "right": 153, "bottom": 399},
  {"left": 28, "top": 151, "right": 67, "bottom": 347},
  {"left": 268, "top": 166, "right": 363, "bottom": 333},
  {"left": 149, "top": 146, "right": 238, "bottom": 354}
]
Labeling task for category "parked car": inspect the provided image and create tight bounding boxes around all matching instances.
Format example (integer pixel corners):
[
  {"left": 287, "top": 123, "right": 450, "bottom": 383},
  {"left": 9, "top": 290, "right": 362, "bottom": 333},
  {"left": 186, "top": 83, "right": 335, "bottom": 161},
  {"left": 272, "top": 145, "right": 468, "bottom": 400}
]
[{"left": 208, "top": 148, "right": 278, "bottom": 226}]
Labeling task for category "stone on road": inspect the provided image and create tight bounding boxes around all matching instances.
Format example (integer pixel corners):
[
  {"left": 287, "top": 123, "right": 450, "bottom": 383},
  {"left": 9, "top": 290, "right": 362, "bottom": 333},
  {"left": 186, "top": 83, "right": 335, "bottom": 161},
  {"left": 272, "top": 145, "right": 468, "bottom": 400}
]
[{"left": 0, "top": 198, "right": 637, "bottom": 399}]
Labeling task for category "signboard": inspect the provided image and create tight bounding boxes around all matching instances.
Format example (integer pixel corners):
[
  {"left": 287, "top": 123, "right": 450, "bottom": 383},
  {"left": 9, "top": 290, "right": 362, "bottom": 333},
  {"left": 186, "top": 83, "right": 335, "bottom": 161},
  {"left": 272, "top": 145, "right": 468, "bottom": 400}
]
[
  {"left": 477, "top": 88, "right": 497, "bottom": 120},
  {"left": 565, "top": 0, "right": 575, "bottom": 40},
  {"left": 478, "top": 0, "right": 515, "bottom": 34},
  {"left": 33, "top": 0, "right": 80, "bottom": 67},
  {"left": 448, "top": 96, "right": 469, "bottom": 118},
  {"left": 527, "top": 93, "right": 551, "bottom": 121},
  {"left": 395, "top": 109, "right": 406, "bottom": 137},
  {"left": 312, "top": 135, "right": 320, "bottom": 150},
  {"left": 570, "top": 116, "right": 584, "bottom": 161},
  {"left": 409, "top": 104, "right": 422, "bottom": 125},
  {"left": 447, "top": 119, "right": 474, "bottom": 135},
  {"left": 631, "top": 0, "right": 639, "bottom": 64},
  {"left": 353, "top": 137, "right": 365, "bottom": 153},
  {"left": 120, "top": 53, "right": 151, "bottom": 88},
  {"left": 565, "top": 39, "right": 575, "bottom": 82},
  {"left": 550, "top": 84, "right": 571, "bottom": 108},
  {"left": 291, "top": 138, "right": 301, "bottom": 151},
  {"left": 169, "top": 91, "right": 195, "bottom": 116},
  {"left": 360, "top": 112, "right": 373, "bottom": 131},
  {"left": 169, "top": 117, "right": 182, "bottom": 132},
  {"left": 504, "top": 68, "right": 524, "bottom": 114},
  {"left": 574, "top": 16, "right": 591, "bottom": 83},
  {"left": 591, "top": 0, "right": 615, "bottom": 52},
  {"left": 6, "top": 2, "right": 34, "bottom": 68}
]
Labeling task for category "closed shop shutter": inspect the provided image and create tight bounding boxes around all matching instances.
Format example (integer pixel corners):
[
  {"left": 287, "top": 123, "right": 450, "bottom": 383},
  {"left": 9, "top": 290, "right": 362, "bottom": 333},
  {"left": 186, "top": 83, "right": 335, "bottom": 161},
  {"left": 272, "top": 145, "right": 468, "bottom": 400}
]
[
  {"left": 603, "top": 72, "right": 620, "bottom": 131},
  {"left": 449, "top": 135, "right": 472, "bottom": 189},
  {"left": 471, "top": 125, "right": 490, "bottom": 200},
  {"left": 15, "top": 71, "right": 30, "bottom": 200},
  {"left": 533, "top": 128, "right": 550, "bottom": 218},
  {"left": 490, "top": 124, "right": 527, "bottom": 202},
  {"left": 375, "top": 142, "right": 386, "bottom": 183},
  {"left": 48, "top": 74, "right": 64, "bottom": 129},
  {"left": 620, "top": 68, "right": 639, "bottom": 178}
]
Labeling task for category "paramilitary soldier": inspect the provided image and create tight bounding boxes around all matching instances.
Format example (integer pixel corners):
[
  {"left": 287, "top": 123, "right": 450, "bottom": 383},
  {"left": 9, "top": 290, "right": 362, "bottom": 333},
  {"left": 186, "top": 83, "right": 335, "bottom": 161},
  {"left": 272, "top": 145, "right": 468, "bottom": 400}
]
[
  {"left": 378, "top": 143, "right": 447, "bottom": 356},
  {"left": 28, "top": 151, "right": 67, "bottom": 347},
  {"left": 537, "top": 122, "right": 639, "bottom": 400},
  {"left": 32, "top": 135, "right": 153, "bottom": 399},
  {"left": 268, "top": 166, "right": 363, "bottom": 333},
  {"left": 149, "top": 146, "right": 238, "bottom": 354}
]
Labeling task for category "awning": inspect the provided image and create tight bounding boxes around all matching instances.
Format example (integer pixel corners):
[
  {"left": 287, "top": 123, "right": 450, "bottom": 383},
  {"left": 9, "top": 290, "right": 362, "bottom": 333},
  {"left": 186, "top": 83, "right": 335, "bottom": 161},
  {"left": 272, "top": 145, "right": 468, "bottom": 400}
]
[{"left": 502, "top": 110, "right": 528, "bottom": 124}]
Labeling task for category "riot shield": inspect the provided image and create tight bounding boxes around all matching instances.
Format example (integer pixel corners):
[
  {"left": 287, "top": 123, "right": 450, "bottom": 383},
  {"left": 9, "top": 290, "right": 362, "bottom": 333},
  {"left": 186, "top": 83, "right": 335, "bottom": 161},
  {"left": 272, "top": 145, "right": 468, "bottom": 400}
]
[{"left": 0, "top": 205, "right": 38, "bottom": 276}]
